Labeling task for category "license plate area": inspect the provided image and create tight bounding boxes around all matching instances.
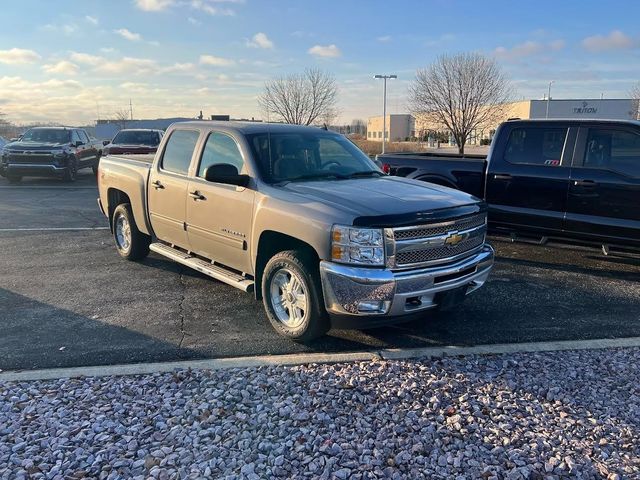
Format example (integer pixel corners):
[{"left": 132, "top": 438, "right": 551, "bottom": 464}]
[{"left": 434, "top": 285, "right": 468, "bottom": 310}]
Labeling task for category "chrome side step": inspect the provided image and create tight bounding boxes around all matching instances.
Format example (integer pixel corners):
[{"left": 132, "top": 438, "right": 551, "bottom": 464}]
[{"left": 149, "top": 243, "right": 254, "bottom": 293}]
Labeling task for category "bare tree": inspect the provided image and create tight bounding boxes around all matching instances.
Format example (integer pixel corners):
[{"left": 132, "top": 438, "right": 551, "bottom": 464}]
[
  {"left": 408, "top": 52, "right": 512, "bottom": 154},
  {"left": 114, "top": 108, "right": 131, "bottom": 130},
  {"left": 631, "top": 83, "right": 640, "bottom": 120},
  {"left": 351, "top": 118, "right": 366, "bottom": 136},
  {"left": 259, "top": 68, "right": 338, "bottom": 125}
]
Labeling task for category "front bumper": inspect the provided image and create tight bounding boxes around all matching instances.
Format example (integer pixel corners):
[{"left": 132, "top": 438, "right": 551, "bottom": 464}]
[
  {"left": 3, "top": 163, "right": 67, "bottom": 177},
  {"left": 319, "top": 245, "right": 494, "bottom": 318}
]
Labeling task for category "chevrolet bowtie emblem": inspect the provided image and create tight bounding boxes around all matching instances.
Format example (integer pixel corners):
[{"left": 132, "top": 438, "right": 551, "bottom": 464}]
[{"left": 444, "top": 232, "right": 464, "bottom": 247}]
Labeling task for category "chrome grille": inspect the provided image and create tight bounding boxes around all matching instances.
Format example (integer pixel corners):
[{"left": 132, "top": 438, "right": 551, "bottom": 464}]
[
  {"left": 394, "top": 213, "right": 486, "bottom": 240},
  {"left": 391, "top": 213, "right": 487, "bottom": 268},
  {"left": 395, "top": 235, "right": 484, "bottom": 266}
]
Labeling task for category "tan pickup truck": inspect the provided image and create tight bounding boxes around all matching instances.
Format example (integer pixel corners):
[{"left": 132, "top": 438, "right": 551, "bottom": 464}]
[{"left": 97, "top": 121, "right": 494, "bottom": 341}]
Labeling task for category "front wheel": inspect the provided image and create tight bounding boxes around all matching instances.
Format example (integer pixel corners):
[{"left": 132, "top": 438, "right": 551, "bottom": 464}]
[
  {"left": 63, "top": 158, "right": 77, "bottom": 182},
  {"left": 112, "top": 203, "right": 150, "bottom": 261},
  {"left": 262, "top": 250, "right": 329, "bottom": 342}
]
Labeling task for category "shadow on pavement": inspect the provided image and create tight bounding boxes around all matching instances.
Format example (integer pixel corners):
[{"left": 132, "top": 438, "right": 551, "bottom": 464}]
[{"left": 0, "top": 288, "right": 200, "bottom": 371}]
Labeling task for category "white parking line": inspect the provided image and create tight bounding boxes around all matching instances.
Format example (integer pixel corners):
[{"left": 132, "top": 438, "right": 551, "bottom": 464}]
[
  {"left": 2, "top": 337, "right": 639, "bottom": 382},
  {"left": 0, "top": 227, "right": 109, "bottom": 232}
]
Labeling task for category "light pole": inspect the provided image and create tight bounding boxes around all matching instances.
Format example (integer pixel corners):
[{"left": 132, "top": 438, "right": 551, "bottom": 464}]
[
  {"left": 546, "top": 81, "right": 555, "bottom": 119},
  {"left": 374, "top": 74, "right": 397, "bottom": 154}
]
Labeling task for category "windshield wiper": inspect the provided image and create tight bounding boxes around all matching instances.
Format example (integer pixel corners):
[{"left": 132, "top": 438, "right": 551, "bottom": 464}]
[{"left": 343, "top": 170, "right": 385, "bottom": 179}]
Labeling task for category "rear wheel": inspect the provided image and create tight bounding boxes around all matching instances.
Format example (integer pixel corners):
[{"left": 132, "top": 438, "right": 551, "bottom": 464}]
[
  {"left": 63, "top": 158, "right": 77, "bottom": 182},
  {"left": 7, "top": 175, "right": 22, "bottom": 184},
  {"left": 262, "top": 250, "right": 329, "bottom": 342},
  {"left": 112, "top": 203, "right": 150, "bottom": 261}
]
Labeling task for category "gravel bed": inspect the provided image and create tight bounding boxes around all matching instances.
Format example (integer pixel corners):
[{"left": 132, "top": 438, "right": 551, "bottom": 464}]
[{"left": 1, "top": 348, "right": 639, "bottom": 479}]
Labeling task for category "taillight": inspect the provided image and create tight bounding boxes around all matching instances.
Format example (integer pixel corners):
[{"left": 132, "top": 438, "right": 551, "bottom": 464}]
[{"left": 382, "top": 163, "right": 391, "bottom": 174}]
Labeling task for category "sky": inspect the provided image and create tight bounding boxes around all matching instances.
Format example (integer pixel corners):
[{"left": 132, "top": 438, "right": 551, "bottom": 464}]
[{"left": 1, "top": 0, "right": 640, "bottom": 125}]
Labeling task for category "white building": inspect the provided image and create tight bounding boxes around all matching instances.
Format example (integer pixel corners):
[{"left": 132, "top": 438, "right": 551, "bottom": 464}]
[{"left": 366, "top": 114, "right": 415, "bottom": 142}]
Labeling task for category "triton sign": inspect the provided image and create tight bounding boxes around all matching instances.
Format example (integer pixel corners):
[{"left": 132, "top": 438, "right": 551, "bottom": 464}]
[{"left": 573, "top": 101, "right": 598, "bottom": 114}]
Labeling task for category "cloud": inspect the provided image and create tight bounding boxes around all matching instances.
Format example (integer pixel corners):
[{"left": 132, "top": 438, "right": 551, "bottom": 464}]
[
  {"left": 161, "top": 62, "right": 196, "bottom": 73},
  {"left": 246, "top": 32, "right": 274, "bottom": 49},
  {"left": 43, "top": 61, "right": 79, "bottom": 75},
  {"left": 494, "top": 39, "right": 565, "bottom": 61},
  {"left": 134, "top": 0, "right": 240, "bottom": 15},
  {"left": 0, "top": 48, "right": 41, "bottom": 64},
  {"left": 40, "top": 79, "right": 82, "bottom": 89},
  {"left": 187, "top": 16, "right": 201, "bottom": 25},
  {"left": 377, "top": 35, "right": 391, "bottom": 43},
  {"left": 85, "top": 15, "right": 99, "bottom": 25},
  {"left": 70, "top": 52, "right": 104, "bottom": 66},
  {"left": 582, "top": 30, "right": 637, "bottom": 52},
  {"left": 308, "top": 44, "right": 341, "bottom": 58},
  {"left": 134, "top": 0, "right": 175, "bottom": 11},
  {"left": 200, "top": 54, "right": 235, "bottom": 66},
  {"left": 43, "top": 23, "right": 78, "bottom": 35},
  {"left": 190, "top": 0, "right": 238, "bottom": 16},
  {"left": 114, "top": 28, "right": 142, "bottom": 41},
  {"left": 95, "top": 57, "right": 158, "bottom": 75}
]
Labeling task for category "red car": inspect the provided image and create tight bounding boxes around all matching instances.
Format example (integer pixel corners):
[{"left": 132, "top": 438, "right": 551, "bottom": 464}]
[{"left": 103, "top": 129, "right": 164, "bottom": 155}]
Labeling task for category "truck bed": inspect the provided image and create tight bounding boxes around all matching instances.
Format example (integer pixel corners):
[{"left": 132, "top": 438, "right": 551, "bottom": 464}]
[
  {"left": 377, "top": 151, "right": 487, "bottom": 199},
  {"left": 104, "top": 153, "right": 156, "bottom": 165}
]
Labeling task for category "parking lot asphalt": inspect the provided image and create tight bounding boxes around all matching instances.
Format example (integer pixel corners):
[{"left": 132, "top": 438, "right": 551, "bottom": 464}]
[{"left": 1, "top": 173, "right": 639, "bottom": 371}]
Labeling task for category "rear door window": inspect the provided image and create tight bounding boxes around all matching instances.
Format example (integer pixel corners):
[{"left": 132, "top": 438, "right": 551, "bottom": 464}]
[
  {"left": 504, "top": 127, "right": 567, "bottom": 166},
  {"left": 583, "top": 128, "right": 640, "bottom": 178},
  {"left": 161, "top": 130, "right": 200, "bottom": 175}
]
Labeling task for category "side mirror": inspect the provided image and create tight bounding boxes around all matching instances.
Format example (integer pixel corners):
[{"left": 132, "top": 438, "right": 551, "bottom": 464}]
[
  {"left": 103, "top": 140, "right": 110, "bottom": 146},
  {"left": 74, "top": 141, "right": 84, "bottom": 147},
  {"left": 204, "top": 163, "right": 250, "bottom": 187}
]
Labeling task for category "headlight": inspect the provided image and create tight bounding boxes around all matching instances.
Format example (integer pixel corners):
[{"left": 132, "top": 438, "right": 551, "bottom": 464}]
[{"left": 331, "top": 225, "right": 385, "bottom": 266}]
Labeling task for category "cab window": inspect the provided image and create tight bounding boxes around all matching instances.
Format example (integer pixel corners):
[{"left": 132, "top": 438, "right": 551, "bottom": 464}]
[
  {"left": 197, "top": 132, "right": 244, "bottom": 177},
  {"left": 71, "top": 130, "right": 82, "bottom": 145},
  {"left": 504, "top": 127, "right": 567, "bottom": 166},
  {"left": 161, "top": 130, "right": 200, "bottom": 175},
  {"left": 583, "top": 128, "right": 640, "bottom": 178}
]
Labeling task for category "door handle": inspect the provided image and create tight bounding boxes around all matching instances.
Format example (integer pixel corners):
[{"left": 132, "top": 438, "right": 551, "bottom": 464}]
[
  {"left": 151, "top": 180, "right": 164, "bottom": 190},
  {"left": 573, "top": 180, "right": 597, "bottom": 187},
  {"left": 493, "top": 174, "right": 512, "bottom": 180},
  {"left": 189, "top": 191, "right": 206, "bottom": 201}
]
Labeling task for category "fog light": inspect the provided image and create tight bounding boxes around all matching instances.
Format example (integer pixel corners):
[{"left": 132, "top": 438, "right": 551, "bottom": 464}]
[{"left": 357, "top": 300, "right": 388, "bottom": 313}]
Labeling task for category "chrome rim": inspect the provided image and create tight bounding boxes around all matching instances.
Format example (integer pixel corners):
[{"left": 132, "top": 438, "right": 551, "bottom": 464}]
[
  {"left": 269, "top": 268, "right": 308, "bottom": 329},
  {"left": 115, "top": 214, "right": 131, "bottom": 251}
]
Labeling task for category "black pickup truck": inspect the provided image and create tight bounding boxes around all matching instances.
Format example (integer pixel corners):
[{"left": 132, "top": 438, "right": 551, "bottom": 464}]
[
  {"left": 1, "top": 127, "right": 100, "bottom": 183},
  {"left": 379, "top": 119, "right": 640, "bottom": 249}
]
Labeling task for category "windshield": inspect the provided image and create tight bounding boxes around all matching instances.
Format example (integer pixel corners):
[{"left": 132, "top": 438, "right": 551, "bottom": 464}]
[
  {"left": 20, "top": 129, "right": 70, "bottom": 144},
  {"left": 112, "top": 130, "right": 161, "bottom": 146},
  {"left": 247, "top": 131, "right": 380, "bottom": 183}
]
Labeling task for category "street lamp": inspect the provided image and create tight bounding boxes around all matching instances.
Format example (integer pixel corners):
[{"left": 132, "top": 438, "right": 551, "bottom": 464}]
[
  {"left": 374, "top": 74, "right": 397, "bottom": 154},
  {"left": 546, "top": 80, "right": 555, "bottom": 119}
]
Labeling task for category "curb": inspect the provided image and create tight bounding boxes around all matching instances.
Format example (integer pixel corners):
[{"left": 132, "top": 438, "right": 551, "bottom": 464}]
[{"left": 2, "top": 337, "right": 639, "bottom": 382}]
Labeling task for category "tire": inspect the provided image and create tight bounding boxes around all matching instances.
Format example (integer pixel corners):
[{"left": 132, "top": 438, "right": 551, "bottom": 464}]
[
  {"left": 63, "top": 158, "right": 78, "bottom": 183},
  {"left": 7, "top": 175, "right": 22, "bottom": 184},
  {"left": 92, "top": 155, "right": 101, "bottom": 176},
  {"left": 112, "top": 203, "right": 151, "bottom": 261},
  {"left": 262, "top": 250, "right": 330, "bottom": 342}
]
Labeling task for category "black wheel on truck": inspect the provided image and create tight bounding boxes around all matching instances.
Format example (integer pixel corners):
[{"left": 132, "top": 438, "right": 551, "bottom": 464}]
[
  {"left": 112, "top": 203, "right": 151, "bottom": 261},
  {"left": 6, "top": 175, "right": 22, "bottom": 184},
  {"left": 63, "top": 158, "right": 78, "bottom": 182},
  {"left": 262, "top": 250, "right": 330, "bottom": 342}
]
